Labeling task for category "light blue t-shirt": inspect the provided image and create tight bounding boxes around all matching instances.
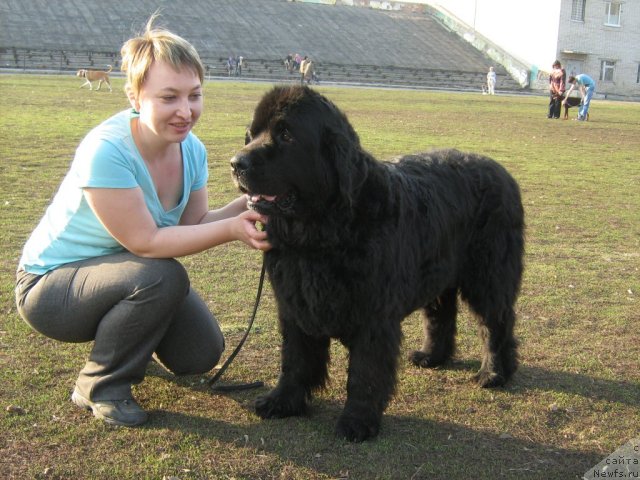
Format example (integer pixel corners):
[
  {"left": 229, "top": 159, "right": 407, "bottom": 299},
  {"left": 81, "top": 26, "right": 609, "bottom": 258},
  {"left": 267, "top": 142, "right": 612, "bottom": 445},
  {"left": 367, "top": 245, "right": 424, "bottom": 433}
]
[
  {"left": 19, "top": 109, "right": 208, "bottom": 275},
  {"left": 576, "top": 74, "right": 595, "bottom": 89}
]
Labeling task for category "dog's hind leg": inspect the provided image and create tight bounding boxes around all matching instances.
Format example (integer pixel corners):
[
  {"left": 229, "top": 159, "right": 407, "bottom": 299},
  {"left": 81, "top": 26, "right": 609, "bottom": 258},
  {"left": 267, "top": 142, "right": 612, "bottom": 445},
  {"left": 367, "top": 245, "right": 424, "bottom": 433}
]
[
  {"left": 473, "top": 305, "right": 518, "bottom": 388},
  {"left": 463, "top": 229, "right": 522, "bottom": 387},
  {"left": 410, "top": 288, "right": 457, "bottom": 368},
  {"left": 255, "top": 323, "right": 330, "bottom": 419}
]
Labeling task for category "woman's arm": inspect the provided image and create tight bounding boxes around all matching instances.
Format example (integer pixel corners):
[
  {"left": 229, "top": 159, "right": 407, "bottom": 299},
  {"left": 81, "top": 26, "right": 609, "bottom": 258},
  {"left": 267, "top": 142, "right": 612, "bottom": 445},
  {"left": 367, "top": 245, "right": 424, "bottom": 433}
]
[
  {"left": 179, "top": 189, "right": 249, "bottom": 226},
  {"left": 84, "top": 187, "right": 269, "bottom": 258}
]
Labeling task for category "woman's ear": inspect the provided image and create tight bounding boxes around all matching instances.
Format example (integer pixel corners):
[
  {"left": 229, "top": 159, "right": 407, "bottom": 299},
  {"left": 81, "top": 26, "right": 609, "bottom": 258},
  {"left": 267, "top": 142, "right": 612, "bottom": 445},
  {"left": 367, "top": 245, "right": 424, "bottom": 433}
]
[{"left": 126, "top": 87, "right": 140, "bottom": 112}]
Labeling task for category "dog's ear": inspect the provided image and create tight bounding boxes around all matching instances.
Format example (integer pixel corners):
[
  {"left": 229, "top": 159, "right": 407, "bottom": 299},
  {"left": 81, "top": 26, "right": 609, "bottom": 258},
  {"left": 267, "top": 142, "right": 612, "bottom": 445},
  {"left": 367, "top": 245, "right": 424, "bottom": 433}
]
[{"left": 321, "top": 126, "right": 367, "bottom": 209}]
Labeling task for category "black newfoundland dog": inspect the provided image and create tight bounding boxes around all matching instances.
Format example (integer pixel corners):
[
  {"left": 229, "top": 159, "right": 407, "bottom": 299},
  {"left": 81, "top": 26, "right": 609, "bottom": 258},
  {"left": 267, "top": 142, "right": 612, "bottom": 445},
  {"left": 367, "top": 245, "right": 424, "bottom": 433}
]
[{"left": 231, "top": 86, "right": 525, "bottom": 442}]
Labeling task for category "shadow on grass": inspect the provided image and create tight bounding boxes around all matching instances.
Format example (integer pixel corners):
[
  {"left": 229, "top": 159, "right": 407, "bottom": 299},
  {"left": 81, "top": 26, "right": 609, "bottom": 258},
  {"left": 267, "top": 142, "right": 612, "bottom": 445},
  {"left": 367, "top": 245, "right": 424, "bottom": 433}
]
[
  {"left": 141, "top": 402, "right": 602, "bottom": 479},
  {"left": 140, "top": 361, "right": 634, "bottom": 479},
  {"left": 515, "top": 365, "right": 640, "bottom": 405},
  {"left": 444, "top": 359, "right": 640, "bottom": 406}
]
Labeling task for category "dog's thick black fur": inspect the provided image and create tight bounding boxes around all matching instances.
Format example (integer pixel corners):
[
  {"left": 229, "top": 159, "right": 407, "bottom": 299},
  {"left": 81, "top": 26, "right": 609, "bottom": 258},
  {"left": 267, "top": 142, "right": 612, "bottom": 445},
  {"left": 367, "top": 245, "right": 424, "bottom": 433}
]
[{"left": 231, "top": 86, "right": 525, "bottom": 442}]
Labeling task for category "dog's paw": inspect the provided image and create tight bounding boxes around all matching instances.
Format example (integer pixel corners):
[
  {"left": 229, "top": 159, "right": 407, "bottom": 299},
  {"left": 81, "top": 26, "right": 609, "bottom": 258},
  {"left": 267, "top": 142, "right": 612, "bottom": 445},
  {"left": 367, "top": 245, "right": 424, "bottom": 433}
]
[
  {"left": 473, "top": 369, "right": 506, "bottom": 388},
  {"left": 335, "top": 414, "right": 380, "bottom": 442},
  {"left": 409, "top": 350, "right": 447, "bottom": 368},
  {"left": 255, "top": 391, "right": 306, "bottom": 419}
]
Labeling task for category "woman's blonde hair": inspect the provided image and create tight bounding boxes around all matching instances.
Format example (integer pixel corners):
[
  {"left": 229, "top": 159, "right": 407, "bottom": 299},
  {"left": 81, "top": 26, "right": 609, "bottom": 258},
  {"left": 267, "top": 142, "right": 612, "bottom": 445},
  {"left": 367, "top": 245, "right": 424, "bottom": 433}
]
[{"left": 120, "top": 13, "right": 204, "bottom": 97}]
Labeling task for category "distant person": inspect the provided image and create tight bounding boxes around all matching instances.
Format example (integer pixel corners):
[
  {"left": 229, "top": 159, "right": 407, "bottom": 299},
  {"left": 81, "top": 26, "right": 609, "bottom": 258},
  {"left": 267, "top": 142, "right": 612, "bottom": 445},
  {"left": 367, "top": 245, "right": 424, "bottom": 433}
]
[
  {"left": 299, "top": 55, "right": 309, "bottom": 85},
  {"left": 237, "top": 55, "right": 244, "bottom": 76},
  {"left": 15, "top": 14, "right": 270, "bottom": 428},
  {"left": 303, "top": 57, "right": 315, "bottom": 85},
  {"left": 486, "top": 66, "right": 497, "bottom": 95},
  {"left": 226, "top": 56, "right": 232, "bottom": 76},
  {"left": 226, "top": 55, "right": 237, "bottom": 76},
  {"left": 548, "top": 60, "right": 566, "bottom": 119},
  {"left": 564, "top": 74, "right": 596, "bottom": 121}
]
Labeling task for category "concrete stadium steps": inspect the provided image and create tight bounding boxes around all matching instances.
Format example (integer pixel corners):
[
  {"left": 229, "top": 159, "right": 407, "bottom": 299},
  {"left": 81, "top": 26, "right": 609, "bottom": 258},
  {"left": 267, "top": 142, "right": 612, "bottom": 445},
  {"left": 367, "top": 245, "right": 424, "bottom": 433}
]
[
  {"left": 0, "top": 0, "right": 524, "bottom": 92},
  {"left": 1, "top": 47, "right": 520, "bottom": 92},
  {"left": 0, "top": 47, "right": 118, "bottom": 71},
  {"left": 310, "top": 63, "right": 522, "bottom": 91}
]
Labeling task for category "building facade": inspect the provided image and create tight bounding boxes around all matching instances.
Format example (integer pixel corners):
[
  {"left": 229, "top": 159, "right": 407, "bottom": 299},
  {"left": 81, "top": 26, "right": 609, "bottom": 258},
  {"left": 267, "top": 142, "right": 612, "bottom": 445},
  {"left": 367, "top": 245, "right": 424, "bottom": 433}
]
[{"left": 558, "top": 0, "right": 640, "bottom": 99}]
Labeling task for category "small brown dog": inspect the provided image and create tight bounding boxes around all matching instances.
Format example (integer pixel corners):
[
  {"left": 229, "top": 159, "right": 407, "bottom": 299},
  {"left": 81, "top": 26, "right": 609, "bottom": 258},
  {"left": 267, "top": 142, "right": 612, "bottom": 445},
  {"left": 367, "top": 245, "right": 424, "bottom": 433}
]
[{"left": 76, "top": 65, "right": 113, "bottom": 92}]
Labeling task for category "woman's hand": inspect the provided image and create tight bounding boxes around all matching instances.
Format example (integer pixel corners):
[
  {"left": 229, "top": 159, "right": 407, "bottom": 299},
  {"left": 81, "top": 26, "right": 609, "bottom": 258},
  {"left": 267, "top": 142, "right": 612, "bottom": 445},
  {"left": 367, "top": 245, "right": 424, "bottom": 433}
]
[{"left": 233, "top": 209, "right": 271, "bottom": 251}]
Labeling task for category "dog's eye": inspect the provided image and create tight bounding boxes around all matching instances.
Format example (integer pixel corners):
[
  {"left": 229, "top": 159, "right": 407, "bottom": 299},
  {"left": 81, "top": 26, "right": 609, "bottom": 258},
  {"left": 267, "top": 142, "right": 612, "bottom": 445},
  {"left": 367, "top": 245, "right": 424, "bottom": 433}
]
[{"left": 280, "top": 129, "right": 294, "bottom": 143}]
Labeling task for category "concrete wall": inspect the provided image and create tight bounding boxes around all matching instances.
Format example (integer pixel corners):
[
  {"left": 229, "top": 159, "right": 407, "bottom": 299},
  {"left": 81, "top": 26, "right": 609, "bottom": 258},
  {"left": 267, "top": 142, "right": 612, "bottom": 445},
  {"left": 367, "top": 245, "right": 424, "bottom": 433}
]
[{"left": 424, "top": 4, "right": 532, "bottom": 87}]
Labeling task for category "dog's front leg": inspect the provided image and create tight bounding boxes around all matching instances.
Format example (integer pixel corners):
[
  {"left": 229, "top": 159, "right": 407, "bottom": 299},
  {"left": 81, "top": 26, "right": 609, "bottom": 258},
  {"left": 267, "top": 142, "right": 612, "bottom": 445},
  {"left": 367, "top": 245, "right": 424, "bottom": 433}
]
[
  {"left": 336, "top": 321, "right": 402, "bottom": 442},
  {"left": 255, "top": 322, "right": 330, "bottom": 419}
]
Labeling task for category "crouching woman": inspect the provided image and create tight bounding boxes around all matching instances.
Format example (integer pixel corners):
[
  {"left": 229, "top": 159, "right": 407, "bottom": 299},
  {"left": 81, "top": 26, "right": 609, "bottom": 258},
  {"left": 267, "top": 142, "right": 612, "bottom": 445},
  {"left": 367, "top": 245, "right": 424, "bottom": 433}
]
[{"left": 15, "top": 16, "right": 270, "bottom": 427}]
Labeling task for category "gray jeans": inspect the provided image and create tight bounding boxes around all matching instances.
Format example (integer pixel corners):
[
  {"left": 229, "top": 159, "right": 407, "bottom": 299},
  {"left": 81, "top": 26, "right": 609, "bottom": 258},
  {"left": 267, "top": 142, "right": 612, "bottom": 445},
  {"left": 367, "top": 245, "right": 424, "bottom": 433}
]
[{"left": 15, "top": 252, "right": 224, "bottom": 402}]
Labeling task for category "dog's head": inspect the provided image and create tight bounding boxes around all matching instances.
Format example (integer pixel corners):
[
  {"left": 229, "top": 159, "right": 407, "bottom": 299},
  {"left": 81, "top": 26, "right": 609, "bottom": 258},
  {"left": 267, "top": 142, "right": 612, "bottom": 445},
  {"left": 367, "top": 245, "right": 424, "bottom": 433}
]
[
  {"left": 231, "top": 86, "right": 365, "bottom": 218},
  {"left": 76, "top": 69, "right": 87, "bottom": 78}
]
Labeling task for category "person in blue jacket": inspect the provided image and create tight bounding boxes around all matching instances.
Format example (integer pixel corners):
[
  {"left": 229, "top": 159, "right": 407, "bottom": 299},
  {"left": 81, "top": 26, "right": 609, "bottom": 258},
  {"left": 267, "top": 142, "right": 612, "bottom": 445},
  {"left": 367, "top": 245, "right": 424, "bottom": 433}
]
[{"left": 564, "top": 73, "right": 596, "bottom": 121}]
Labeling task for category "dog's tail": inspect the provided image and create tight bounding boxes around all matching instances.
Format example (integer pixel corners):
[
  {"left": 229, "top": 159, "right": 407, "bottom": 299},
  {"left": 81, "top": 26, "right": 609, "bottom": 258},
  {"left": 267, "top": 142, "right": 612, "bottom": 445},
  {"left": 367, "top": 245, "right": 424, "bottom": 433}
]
[{"left": 106, "top": 65, "right": 113, "bottom": 73}]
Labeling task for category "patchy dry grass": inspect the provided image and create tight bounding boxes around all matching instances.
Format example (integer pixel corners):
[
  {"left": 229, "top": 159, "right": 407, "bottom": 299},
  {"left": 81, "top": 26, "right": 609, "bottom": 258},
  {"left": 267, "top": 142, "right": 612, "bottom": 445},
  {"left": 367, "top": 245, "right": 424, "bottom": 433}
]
[{"left": 0, "top": 75, "right": 638, "bottom": 479}]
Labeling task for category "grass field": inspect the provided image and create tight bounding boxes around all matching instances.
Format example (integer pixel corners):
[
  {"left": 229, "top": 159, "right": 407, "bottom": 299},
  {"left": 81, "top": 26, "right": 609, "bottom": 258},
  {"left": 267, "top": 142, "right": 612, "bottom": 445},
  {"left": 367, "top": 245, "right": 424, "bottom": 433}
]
[{"left": 0, "top": 74, "right": 638, "bottom": 479}]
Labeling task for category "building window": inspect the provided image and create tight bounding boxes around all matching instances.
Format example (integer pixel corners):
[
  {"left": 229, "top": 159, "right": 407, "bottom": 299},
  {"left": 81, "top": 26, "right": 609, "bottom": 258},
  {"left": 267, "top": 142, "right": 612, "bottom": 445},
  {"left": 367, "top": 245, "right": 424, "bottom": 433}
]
[
  {"left": 604, "top": 2, "right": 621, "bottom": 26},
  {"left": 600, "top": 60, "right": 615, "bottom": 82},
  {"left": 571, "top": 0, "right": 586, "bottom": 21}
]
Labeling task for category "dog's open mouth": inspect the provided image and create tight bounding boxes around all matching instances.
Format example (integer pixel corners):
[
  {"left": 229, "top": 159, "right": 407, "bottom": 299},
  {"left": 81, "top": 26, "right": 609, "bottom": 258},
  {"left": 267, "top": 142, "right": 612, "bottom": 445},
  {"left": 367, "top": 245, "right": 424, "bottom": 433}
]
[
  {"left": 232, "top": 171, "right": 297, "bottom": 215},
  {"left": 248, "top": 193, "right": 277, "bottom": 210},
  {"left": 246, "top": 192, "right": 296, "bottom": 215}
]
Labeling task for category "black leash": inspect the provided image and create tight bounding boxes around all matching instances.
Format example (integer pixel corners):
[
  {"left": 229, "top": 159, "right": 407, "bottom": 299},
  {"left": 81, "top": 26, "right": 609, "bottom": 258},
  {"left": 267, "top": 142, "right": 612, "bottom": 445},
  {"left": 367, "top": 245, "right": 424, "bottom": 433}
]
[{"left": 209, "top": 257, "right": 266, "bottom": 392}]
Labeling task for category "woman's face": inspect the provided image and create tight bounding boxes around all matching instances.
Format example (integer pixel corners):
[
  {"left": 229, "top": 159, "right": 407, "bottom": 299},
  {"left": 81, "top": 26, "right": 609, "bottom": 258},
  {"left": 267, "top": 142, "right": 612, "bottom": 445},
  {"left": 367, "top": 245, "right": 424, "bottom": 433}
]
[{"left": 131, "top": 60, "right": 203, "bottom": 145}]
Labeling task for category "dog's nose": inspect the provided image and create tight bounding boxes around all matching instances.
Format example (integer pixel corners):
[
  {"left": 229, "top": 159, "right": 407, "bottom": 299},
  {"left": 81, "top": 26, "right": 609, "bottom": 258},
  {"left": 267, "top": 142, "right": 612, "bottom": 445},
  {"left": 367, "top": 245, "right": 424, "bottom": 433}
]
[{"left": 230, "top": 153, "right": 250, "bottom": 174}]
